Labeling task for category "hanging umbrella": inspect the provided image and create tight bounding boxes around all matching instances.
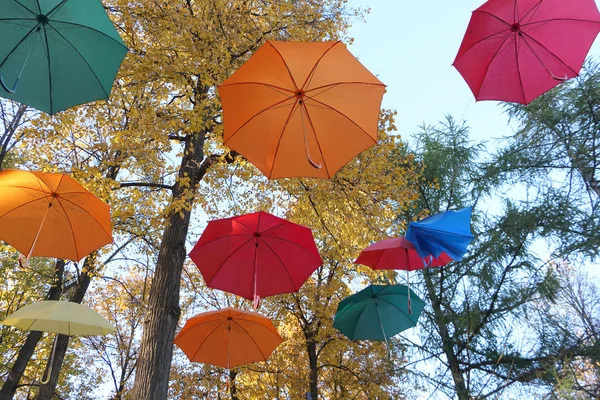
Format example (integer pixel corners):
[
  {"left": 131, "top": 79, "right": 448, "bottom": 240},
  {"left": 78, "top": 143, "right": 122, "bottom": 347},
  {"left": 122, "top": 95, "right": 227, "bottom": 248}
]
[
  {"left": 190, "top": 211, "right": 322, "bottom": 308},
  {"left": 354, "top": 237, "right": 451, "bottom": 313},
  {"left": 0, "top": 169, "right": 113, "bottom": 266},
  {"left": 405, "top": 207, "right": 474, "bottom": 262},
  {"left": 2, "top": 300, "right": 115, "bottom": 383},
  {"left": 174, "top": 307, "right": 283, "bottom": 369},
  {"left": 453, "top": 0, "right": 600, "bottom": 104},
  {"left": 218, "top": 40, "right": 386, "bottom": 179},
  {"left": 333, "top": 285, "right": 425, "bottom": 353},
  {"left": 354, "top": 237, "right": 451, "bottom": 271},
  {"left": 0, "top": 0, "right": 128, "bottom": 114}
]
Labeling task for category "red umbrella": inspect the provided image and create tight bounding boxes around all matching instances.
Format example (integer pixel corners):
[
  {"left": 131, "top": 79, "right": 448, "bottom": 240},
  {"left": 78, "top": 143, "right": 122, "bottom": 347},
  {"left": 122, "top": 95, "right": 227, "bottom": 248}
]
[
  {"left": 354, "top": 237, "right": 451, "bottom": 313},
  {"left": 190, "top": 211, "right": 322, "bottom": 308},
  {"left": 453, "top": 0, "right": 600, "bottom": 104},
  {"left": 354, "top": 237, "right": 451, "bottom": 271}
]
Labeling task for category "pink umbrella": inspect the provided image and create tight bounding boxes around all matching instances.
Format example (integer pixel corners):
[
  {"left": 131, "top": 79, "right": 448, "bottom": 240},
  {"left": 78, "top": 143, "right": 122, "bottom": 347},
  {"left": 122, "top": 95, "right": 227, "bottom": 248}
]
[{"left": 454, "top": 0, "right": 600, "bottom": 104}]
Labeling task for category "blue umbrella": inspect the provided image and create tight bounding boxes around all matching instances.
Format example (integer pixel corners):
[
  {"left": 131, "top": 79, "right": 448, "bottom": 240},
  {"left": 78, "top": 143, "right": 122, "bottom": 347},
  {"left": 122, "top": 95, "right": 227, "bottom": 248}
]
[{"left": 406, "top": 207, "right": 474, "bottom": 262}]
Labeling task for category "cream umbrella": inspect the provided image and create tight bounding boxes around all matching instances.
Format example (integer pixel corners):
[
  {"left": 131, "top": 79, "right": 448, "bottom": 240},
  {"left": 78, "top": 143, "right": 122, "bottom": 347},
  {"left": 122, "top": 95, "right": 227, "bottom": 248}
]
[{"left": 2, "top": 300, "right": 115, "bottom": 383}]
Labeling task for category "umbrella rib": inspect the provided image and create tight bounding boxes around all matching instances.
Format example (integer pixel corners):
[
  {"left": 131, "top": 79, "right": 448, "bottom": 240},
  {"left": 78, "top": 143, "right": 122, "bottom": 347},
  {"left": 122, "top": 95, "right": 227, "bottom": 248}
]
[
  {"left": 218, "top": 82, "right": 295, "bottom": 96},
  {"left": 305, "top": 81, "right": 385, "bottom": 95},
  {"left": 192, "top": 233, "right": 253, "bottom": 250},
  {"left": 376, "top": 296, "right": 416, "bottom": 322},
  {"left": 266, "top": 41, "right": 299, "bottom": 91},
  {"left": 204, "top": 236, "right": 257, "bottom": 286},
  {"left": 54, "top": 195, "right": 112, "bottom": 241},
  {"left": 53, "top": 197, "right": 80, "bottom": 260},
  {"left": 46, "top": 0, "right": 71, "bottom": 19},
  {"left": 48, "top": 25, "right": 109, "bottom": 98},
  {"left": 410, "top": 226, "right": 473, "bottom": 237},
  {"left": 453, "top": 30, "right": 513, "bottom": 65},
  {"left": 348, "top": 302, "right": 372, "bottom": 339},
  {"left": 223, "top": 95, "right": 294, "bottom": 146},
  {"left": 47, "top": 20, "right": 129, "bottom": 51},
  {"left": 473, "top": 10, "right": 512, "bottom": 27},
  {"left": 514, "top": 32, "right": 527, "bottom": 103},
  {"left": 518, "top": 0, "right": 544, "bottom": 24},
  {"left": 9, "top": 0, "right": 36, "bottom": 15},
  {"left": 0, "top": 195, "right": 52, "bottom": 219},
  {"left": 268, "top": 99, "right": 301, "bottom": 177},
  {"left": 262, "top": 232, "right": 322, "bottom": 261},
  {"left": 519, "top": 30, "right": 579, "bottom": 76},
  {"left": 40, "top": 21, "right": 53, "bottom": 113},
  {"left": 300, "top": 41, "right": 340, "bottom": 91},
  {"left": 304, "top": 95, "right": 378, "bottom": 144},
  {"left": 472, "top": 33, "right": 513, "bottom": 97},
  {"left": 522, "top": 17, "right": 600, "bottom": 26},
  {"left": 188, "top": 322, "right": 226, "bottom": 362},
  {"left": 301, "top": 102, "right": 329, "bottom": 176},
  {"left": 253, "top": 220, "right": 288, "bottom": 236},
  {"left": 0, "top": 25, "right": 39, "bottom": 69},
  {"left": 256, "top": 237, "right": 297, "bottom": 290},
  {"left": 0, "top": 18, "right": 35, "bottom": 22},
  {"left": 230, "top": 319, "right": 269, "bottom": 361}
]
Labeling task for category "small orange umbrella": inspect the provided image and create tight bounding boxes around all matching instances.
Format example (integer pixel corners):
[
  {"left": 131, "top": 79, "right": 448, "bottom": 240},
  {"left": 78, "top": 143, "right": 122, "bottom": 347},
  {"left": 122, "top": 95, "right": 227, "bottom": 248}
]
[
  {"left": 0, "top": 169, "right": 112, "bottom": 265},
  {"left": 174, "top": 307, "right": 283, "bottom": 369},
  {"left": 218, "top": 40, "right": 386, "bottom": 179}
]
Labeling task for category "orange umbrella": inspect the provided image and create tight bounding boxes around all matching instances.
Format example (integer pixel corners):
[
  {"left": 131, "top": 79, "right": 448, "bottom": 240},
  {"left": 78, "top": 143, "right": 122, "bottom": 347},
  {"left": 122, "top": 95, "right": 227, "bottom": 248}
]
[
  {"left": 218, "top": 41, "right": 386, "bottom": 179},
  {"left": 174, "top": 307, "right": 283, "bottom": 369},
  {"left": 0, "top": 169, "right": 112, "bottom": 264}
]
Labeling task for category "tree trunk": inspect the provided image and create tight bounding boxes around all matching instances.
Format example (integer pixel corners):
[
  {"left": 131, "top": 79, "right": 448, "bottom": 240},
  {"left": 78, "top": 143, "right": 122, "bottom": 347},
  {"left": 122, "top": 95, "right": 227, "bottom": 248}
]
[
  {"left": 307, "top": 338, "right": 318, "bottom": 400},
  {"left": 36, "top": 260, "right": 94, "bottom": 400},
  {"left": 0, "top": 104, "right": 27, "bottom": 171},
  {"left": 0, "top": 260, "right": 64, "bottom": 400},
  {"left": 423, "top": 269, "right": 469, "bottom": 400},
  {"left": 131, "top": 131, "right": 208, "bottom": 400},
  {"left": 229, "top": 370, "right": 239, "bottom": 400}
]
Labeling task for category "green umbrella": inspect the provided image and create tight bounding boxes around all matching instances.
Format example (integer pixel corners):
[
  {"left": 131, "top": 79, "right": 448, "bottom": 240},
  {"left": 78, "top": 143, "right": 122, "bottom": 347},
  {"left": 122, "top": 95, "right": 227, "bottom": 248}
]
[
  {"left": 333, "top": 285, "right": 425, "bottom": 349},
  {"left": 0, "top": 0, "right": 128, "bottom": 114}
]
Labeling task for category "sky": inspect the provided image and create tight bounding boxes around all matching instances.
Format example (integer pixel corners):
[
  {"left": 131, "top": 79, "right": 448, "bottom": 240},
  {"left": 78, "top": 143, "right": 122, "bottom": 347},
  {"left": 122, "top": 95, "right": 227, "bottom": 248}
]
[
  {"left": 347, "top": 0, "right": 600, "bottom": 143},
  {"left": 346, "top": 0, "right": 600, "bottom": 277}
]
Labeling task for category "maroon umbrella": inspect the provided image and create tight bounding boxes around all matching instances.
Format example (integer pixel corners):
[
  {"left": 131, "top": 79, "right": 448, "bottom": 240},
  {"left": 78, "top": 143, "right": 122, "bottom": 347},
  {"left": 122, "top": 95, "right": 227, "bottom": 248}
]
[
  {"left": 453, "top": 0, "right": 600, "bottom": 104},
  {"left": 189, "top": 211, "right": 323, "bottom": 308},
  {"left": 354, "top": 237, "right": 451, "bottom": 313}
]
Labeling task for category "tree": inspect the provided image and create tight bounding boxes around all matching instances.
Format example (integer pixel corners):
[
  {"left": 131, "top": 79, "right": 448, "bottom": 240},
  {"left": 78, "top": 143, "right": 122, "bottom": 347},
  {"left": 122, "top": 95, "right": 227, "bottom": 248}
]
[
  {"left": 0, "top": 100, "right": 30, "bottom": 170},
  {"left": 492, "top": 59, "right": 600, "bottom": 257},
  {"left": 78, "top": 1, "right": 365, "bottom": 398},
  {"left": 395, "top": 115, "right": 599, "bottom": 399}
]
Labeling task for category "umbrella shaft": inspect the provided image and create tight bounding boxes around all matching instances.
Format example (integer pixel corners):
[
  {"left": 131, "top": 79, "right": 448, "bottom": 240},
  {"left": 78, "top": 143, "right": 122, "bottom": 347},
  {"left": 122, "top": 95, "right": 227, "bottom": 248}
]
[{"left": 24, "top": 202, "right": 53, "bottom": 267}]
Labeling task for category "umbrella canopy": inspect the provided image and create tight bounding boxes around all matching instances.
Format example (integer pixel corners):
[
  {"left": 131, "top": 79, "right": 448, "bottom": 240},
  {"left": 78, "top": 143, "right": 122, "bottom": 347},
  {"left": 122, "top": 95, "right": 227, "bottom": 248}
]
[
  {"left": 174, "top": 307, "right": 283, "bottom": 369},
  {"left": 333, "top": 285, "right": 425, "bottom": 341},
  {"left": 0, "top": 0, "right": 128, "bottom": 114},
  {"left": 453, "top": 0, "right": 600, "bottom": 104},
  {"left": 405, "top": 207, "right": 474, "bottom": 262},
  {"left": 190, "top": 211, "right": 322, "bottom": 306},
  {"left": 354, "top": 237, "right": 452, "bottom": 271},
  {"left": 218, "top": 40, "right": 386, "bottom": 179},
  {"left": 0, "top": 169, "right": 113, "bottom": 262},
  {"left": 2, "top": 300, "right": 115, "bottom": 336}
]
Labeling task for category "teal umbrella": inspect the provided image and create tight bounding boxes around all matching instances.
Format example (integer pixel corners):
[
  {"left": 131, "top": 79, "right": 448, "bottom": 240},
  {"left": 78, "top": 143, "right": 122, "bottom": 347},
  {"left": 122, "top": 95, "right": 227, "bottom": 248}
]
[
  {"left": 333, "top": 285, "right": 425, "bottom": 350},
  {"left": 0, "top": 0, "right": 128, "bottom": 114}
]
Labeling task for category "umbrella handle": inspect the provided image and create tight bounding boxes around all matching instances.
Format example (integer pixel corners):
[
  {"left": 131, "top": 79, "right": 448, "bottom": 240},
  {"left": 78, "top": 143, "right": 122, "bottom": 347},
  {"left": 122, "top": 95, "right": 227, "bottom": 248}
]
[
  {"left": 0, "top": 35, "right": 35, "bottom": 94},
  {"left": 0, "top": 74, "right": 19, "bottom": 93},
  {"left": 299, "top": 101, "right": 322, "bottom": 170},
  {"left": 550, "top": 72, "right": 568, "bottom": 82},
  {"left": 40, "top": 335, "right": 58, "bottom": 385}
]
